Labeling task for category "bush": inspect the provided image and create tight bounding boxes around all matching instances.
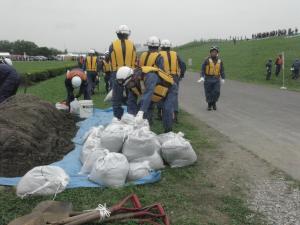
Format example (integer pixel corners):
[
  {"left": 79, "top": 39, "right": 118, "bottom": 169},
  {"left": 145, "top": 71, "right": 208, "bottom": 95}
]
[{"left": 20, "top": 66, "right": 76, "bottom": 85}]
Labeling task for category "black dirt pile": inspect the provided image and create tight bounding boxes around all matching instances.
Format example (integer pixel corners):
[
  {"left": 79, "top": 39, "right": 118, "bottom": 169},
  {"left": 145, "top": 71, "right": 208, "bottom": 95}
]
[{"left": 0, "top": 94, "right": 77, "bottom": 177}]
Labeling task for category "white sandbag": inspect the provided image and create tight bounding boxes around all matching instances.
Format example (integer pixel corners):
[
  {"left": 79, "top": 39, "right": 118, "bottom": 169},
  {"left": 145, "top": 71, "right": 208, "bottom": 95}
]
[
  {"left": 131, "top": 151, "right": 165, "bottom": 170},
  {"left": 121, "top": 113, "right": 150, "bottom": 128},
  {"left": 157, "top": 132, "right": 184, "bottom": 145},
  {"left": 122, "top": 127, "right": 161, "bottom": 161},
  {"left": 89, "top": 152, "right": 129, "bottom": 188},
  {"left": 70, "top": 98, "right": 80, "bottom": 115},
  {"left": 80, "top": 126, "right": 104, "bottom": 164},
  {"left": 79, "top": 149, "right": 109, "bottom": 175},
  {"left": 81, "top": 126, "right": 104, "bottom": 145},
  {"left": 127, "top": 161, "right": 151, "bottom": 181},
  {"left": 162, "top": 134, "right": 197, "bottom": 168},
  {"left": 16, "top": 166, "right": 69, "bottom": 198},
  {"left": 101, "top": 120, "right": 134, "bottom": 153}
]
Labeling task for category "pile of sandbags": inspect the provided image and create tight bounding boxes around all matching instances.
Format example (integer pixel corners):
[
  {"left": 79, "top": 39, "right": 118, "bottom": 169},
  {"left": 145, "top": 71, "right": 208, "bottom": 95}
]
[
  {"left": 78, "top": 114, "right": 198, "bottom": 188},
  {"left": 16, "top": 166, "right": 69, "bottom": 198}
]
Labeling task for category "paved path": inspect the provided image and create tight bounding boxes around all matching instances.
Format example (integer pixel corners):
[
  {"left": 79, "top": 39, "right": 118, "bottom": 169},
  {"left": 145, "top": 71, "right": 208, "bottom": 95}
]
[{"left": 180, "top": 72, "right": 300, "bottom": 180}]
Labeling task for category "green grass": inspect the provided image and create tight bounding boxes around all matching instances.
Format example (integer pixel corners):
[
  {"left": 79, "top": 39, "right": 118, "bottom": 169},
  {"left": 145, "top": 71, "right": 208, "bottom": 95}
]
[
  {"left": 2, "top": 76, "right": 266, "bottom": 225},
  {"left": 177, "top": 36, "right": 300, "bottom": 91},
  {"left": 14, "top": 61, "right": 77, "bottom": 74}
]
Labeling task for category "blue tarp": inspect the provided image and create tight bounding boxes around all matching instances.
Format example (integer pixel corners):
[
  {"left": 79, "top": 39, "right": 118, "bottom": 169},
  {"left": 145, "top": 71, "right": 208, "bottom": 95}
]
[{"left": 0, "top": 108, "right": 161, "bottom": 188}]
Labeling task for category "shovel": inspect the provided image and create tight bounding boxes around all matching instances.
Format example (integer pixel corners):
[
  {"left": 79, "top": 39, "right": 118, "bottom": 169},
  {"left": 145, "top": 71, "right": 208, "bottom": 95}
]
[{"left": 8, "top": 201, "right": 73, "bottom": 225}]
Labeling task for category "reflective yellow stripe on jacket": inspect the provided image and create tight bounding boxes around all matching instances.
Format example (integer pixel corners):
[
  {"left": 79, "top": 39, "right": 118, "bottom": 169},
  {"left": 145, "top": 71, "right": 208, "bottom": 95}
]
[
  {"left": 205, "top": 58, "right": 221, "bottom": 76},
  {"left": 102, "top": 61, "right": 111, "bottom": 73},
  {"left": 110, "top": 39, "right": 136, "bottom": 71},
  {"left": 159, "top": 50, "right": 180, "bottom": 75},
  {"left": 86, "top": 56, "right": 97, "bottom": 72},
  {"left": 139, "top": 52, "right": 160, "bottom": 68}
]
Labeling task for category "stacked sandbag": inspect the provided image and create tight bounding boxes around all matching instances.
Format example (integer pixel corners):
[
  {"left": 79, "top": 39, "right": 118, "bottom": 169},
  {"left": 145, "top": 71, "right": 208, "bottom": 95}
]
[
  {"left": 79, "top": 149, "right": 109, "bottom": 175},
  {"left": 89, "top": 152, "right": 129, "bottom": 188},
  {"left": 80, "top": 126, "right": 104, "bottom": 164},
  {"left": 123, "top": 127, "right": 164, "bottom": 170},
  {"left": 121, "top": 113, "right": 149, "bottom": 128},
  {"left": 101, "top": 119, "right": 134, "bottom": 153},
  {"left": 127, "top": 161, "right": 151, "bottom": 181},
  {"left": 160, "top": 132, "right": 197, "bottom": 168},
  {"left": 16, "top": 166, "right": 69, "bottom": 198}
]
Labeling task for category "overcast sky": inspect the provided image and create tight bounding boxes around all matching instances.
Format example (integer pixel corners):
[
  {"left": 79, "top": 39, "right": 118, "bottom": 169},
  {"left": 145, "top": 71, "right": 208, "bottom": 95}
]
[{"left": 2, "top": 0, "right": 299, "bottom": 52}]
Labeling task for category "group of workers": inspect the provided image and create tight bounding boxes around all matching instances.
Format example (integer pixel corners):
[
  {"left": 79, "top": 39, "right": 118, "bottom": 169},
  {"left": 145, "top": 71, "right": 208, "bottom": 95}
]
[
  {"left": 265, "top": 54, "right": 300, "bottom": 80},
  {"left": 65, "top": 24, "right": 226, "bottom": 132}
]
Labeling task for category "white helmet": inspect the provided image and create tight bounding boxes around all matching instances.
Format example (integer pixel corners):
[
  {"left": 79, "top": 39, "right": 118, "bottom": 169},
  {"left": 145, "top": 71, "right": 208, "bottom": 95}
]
[
  {"left": 161, "top": 39, "right": 172, "bottom": 48},
  {"left": 71, "top": 76, "right": 82, "bottom": 88},
  {"left": 0, "top": 58, "right": 13, "bottom": 66},
  {"left": 88, "top": 49, "right": 95, "bottom": 54},
  {"left": 146, "top": 36, "right": 160, "bottom": 47},
  {"left": 116, "top": 66, "right": 133, "bottom": 86},
  {"left": 116, "top": 25, "right": 131, "bottom": 35}
]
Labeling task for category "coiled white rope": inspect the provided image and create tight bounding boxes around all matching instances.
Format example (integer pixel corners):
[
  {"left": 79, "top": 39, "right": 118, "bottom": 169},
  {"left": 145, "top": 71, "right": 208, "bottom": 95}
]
[{"left": 95, "top": 203, "right": 111, "bottom": 220}]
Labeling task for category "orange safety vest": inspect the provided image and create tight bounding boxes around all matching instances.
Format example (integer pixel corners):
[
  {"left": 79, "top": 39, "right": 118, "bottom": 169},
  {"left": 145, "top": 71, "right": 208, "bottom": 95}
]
[
  {"left": 86, "top": 56, "right": 98, "bottom": 72},
  {"left": 66, "top": 69, "right": 87, "bottom": 81},
  {"left": 159, "top": 50, "right": 180, "bottom": 75},
  {"left": 139, "top": 51, "right": 160, "bottom": 68},
  {"left": 110, "top": 39, "right": 136, "bottom": 71},
  {"left": 102, "top": 60, "right": 111, "bottom": 73},
  {"left": 205, "top": 58, "right": 221, "bottom": 76}
]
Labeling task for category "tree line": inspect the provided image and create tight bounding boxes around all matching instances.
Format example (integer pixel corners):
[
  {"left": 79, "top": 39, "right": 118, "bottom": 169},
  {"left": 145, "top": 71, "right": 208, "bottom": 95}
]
[{"left": 0, "top": 40, "right": 62, "bottom": 57}]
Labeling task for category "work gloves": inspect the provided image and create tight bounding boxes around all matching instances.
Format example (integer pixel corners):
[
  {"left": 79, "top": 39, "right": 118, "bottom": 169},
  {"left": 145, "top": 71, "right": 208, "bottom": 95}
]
[
  {"left": 221, "top": 79, "right": 225, "bottom": 84},
  {"left": 197, "top": 77, "right": 205, "bottom": 83},
  {"left": 135, "top": 111, "right": 144, "bottom": 124}
]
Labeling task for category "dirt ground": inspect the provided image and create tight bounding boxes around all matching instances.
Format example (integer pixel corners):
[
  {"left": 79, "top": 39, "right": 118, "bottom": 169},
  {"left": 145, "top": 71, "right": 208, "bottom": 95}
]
[
  {"left": 0, "top": 94, "right": 77, "bottom": 177},
  {"left": 195, "top": 117, "right": 300, "bottom": 225}
]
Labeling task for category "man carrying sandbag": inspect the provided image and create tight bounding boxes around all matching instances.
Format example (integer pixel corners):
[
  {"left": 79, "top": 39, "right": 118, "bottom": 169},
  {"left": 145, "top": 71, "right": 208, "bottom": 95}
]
[
  {"left": 116, "top": 66, "right": 177, "bottom": 133},
  {"left": 65, "top": 68, "right": 90, "bottom": 106}
]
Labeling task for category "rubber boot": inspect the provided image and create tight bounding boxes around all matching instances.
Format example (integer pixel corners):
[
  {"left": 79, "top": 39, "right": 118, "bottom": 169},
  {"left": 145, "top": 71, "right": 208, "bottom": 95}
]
[
  {"left": 207, "top": 103, "right": 212, "bottom": 111},
  {"left": 212, "top": 102, "right": 217, "bottom": 111}
]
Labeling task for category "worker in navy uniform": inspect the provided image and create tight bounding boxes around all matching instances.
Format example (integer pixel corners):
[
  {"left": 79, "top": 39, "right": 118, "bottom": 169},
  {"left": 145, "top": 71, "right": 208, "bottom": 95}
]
[
  {"left": 265, "top": 59, "right": 272, "bottom": 80},
  {"left": 100, "top": 51, "right": 112, "bottom": 94},
  {"left": 107, "top": 25, "right": 136, "bottom": 119},
  {"left": 65, "top": 68, "right": 90, "bottom": 106},
  {"left": 291, "top": 59, "right": 300, "bottom": 80},
  {"left": 0, "top": 58, "right": 20, "bottom": 104},
  {"left": 159, "top": 39, "right": 186, "bottom": 122},
  {"left": 139, "top": 36, "right": 165, "bottom": 122},
  {"left": 198, "top": 46, "right": 225, "bottom": 111},
  {"left": 82, "top": 49, "right": 99, "bottom": 95},
  {"left": 116, "top": 66, "right": 177, "bottom": 133}
]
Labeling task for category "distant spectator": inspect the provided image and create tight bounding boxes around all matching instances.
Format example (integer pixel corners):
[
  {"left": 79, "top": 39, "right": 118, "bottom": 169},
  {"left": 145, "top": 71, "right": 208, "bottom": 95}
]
[
  {"left": 275, "top": 54, "right": 283, "bottom": 77},
  {"left": 291, "top": 59, "right": 300, "bottom": 80},
  {"left": 265, "top": 59, "right": 272, "bottom": 80}
]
